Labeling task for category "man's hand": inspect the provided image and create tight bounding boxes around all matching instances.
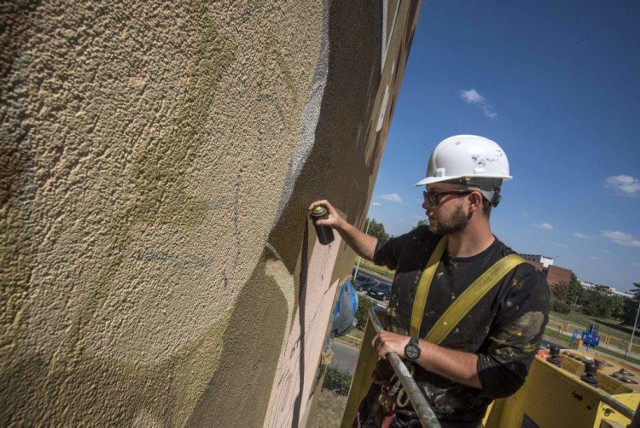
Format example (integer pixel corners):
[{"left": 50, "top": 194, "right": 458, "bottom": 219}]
[
  {"left": 372, "top": 330, "right": 483, "bottom": 389},
  {"left": 307, "top": 199, "right": 378, "bottom": 260},
  {"left": 308, "top": 200, "right": 345, "bottom": 230},
  {"left": 372, "top": 330, "right": 411, "bottom": 359}
]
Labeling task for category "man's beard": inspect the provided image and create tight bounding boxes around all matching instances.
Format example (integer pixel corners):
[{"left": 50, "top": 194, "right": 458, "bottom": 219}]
[{"left": 429, "top": 205, "right": 469, "bottom": 236}]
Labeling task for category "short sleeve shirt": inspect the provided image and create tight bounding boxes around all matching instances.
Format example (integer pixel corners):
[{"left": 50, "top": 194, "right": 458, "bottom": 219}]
[{"left": 373, "top": 226, "right": 550, "bottom": 423}]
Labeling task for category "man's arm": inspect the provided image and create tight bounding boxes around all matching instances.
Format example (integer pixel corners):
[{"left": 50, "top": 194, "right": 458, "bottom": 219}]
[
  {"left": 308, "top": 200, "right": 378, "bottom": 260},
  {"left": 372, "top": 331, "right": 482, "bottom": 389}
]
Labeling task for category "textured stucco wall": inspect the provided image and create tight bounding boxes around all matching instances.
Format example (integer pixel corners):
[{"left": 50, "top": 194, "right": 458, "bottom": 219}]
[{"left": 1, "top": 1, "right": 420, "bottom": 426}]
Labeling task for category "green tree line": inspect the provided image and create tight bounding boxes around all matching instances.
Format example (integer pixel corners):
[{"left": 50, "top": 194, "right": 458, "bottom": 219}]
[
  {"left": 362, "top": 218, "right": 389, "bottom": 240},
  {"left": 551, "top": 273, "right": 639, "bottom": 325}
]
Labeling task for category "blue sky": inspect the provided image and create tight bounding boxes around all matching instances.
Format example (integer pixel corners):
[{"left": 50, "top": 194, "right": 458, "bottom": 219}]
[{"left": 371, "top": 2, "right": 640, "bottom": 291}]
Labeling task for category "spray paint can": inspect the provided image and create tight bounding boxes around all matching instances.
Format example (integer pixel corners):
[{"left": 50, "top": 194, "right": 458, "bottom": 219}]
[{"left": 310, "top": 205, "right": 335, "bottom": 245}]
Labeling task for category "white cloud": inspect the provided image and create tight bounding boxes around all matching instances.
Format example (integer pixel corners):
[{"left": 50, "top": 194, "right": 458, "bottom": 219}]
[
  {"left": 557, "top": 243, "right": 569, "bottom": 248},
  {"left": 481, "top": 104, "right": 498, "bottom": 119},
  {"left": 605, "top": 175, "right": 640, "bottom": 195},
  {"left": 521, "top": 211, "right": 529, "bottom": 218},
  {"left": 460, "top": 89, "right": 485, "bottom": 104},
  {"left": 372, "top": 202, "right": 382, "bottom": 206},
  {"left": 589, "top": 256, "right": 599, "bottom": 260},
  {"left": 573, "top": 233, "right": 590, "bottom": 239},
  {"left": 381, "top": 193, "right": 403, "bottom": 203},
  {"left": 602, "top": 230, "right": 640, "bottom": 247},
  {"left": 459, "top": 89, "right": 498, "bottom": 119},
  {"left": 535, "top": 223, "right": 554, "bottom": 230}
]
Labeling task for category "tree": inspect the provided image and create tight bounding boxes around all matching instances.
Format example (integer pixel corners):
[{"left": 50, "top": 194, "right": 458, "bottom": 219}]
[
  {"left": 551, "top": 297, "right": 571, "bottom": 314},
  {"left": 609, "top": 295, "right": 627, "bottom": 319},
  {"left": 565, "top": 273, "right": 586, "bottom": 308},
  {"left": 581, "top": 288, "right": 613, "bottom": 318},
  {"left": 633, "top": 282, "right": 640, "bottom": 299},
  {"left": 363, "top": 218, "right": 389, "bottom": 240},
  {"left": 577, "top": 285, "right": 630, "bottom": 321},
  {"left": 622, "top": 298, "right": 640, "bottom": 326},
  {"left": 550, "top": 282, "right": 570, "bottom": 302},
  {"left": 355, "top": 295, "right": 378, "bottom": 329}
]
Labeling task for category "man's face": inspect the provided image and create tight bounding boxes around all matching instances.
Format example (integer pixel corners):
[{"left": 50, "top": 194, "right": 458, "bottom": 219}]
[{"left": 422, "top": 183, "right": 472, "bottom": 236}]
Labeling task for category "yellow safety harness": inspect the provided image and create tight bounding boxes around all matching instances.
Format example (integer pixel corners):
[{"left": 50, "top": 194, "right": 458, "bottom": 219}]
[{"left": 410, "top": 236, "right": 526, "bottom": 342}]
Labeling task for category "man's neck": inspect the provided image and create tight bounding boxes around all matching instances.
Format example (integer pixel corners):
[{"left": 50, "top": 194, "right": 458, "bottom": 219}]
[{"left": 446, "top": 224, "right": 495, "bottom": 258}]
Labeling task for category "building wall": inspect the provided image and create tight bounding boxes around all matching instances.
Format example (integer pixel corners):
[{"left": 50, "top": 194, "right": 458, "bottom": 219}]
[
  {"left": 520, "top": 254, "right": 554, "bottom": 268},
  {"left": 525, "top": 260, "right": 545, "bottom": 272},
  {"left": 0, "top": 1, "right": 420, "bottom": 426},
  {"left": 546, "top": 266, "right": 573, "bottom": 287},
  {"left": 525, "top": 261, "right": 572, "bottom": 286}
]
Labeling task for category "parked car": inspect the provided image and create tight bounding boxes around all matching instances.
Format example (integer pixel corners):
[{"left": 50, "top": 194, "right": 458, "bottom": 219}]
[
  {"left": 354, "top": 277, "right": 379, "bottom": 292},
  {"left": 367, "top": 283, "right": 392, "bottom": 301}
]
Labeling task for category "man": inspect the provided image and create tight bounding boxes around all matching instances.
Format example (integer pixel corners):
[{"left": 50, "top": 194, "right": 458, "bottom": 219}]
[{"left": 310, "top": 135, "right": 549, "bottom": 427}]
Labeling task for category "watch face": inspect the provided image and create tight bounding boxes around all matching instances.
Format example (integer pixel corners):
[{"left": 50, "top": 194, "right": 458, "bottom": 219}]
[{"left": 405, "top": 341, "right": 420, "bottom": 360}]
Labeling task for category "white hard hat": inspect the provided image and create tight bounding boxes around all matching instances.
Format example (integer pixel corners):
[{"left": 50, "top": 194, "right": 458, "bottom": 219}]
[
  {"left": 415, "top": 135, "right": 512, "bottom": 186},
  {"left": 415, "top": 135, "right": 512, "bottom": 206}
]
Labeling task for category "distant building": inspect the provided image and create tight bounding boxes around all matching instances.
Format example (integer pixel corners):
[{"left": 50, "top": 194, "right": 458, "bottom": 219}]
[
  {"left": 519, "top": 254, "right": 633, "bottom": 299},
  {"left": 526, "top": 260, "right": 544, "bottom": 272},
  {"left": 519, "top": 254, "right": 554, "bottom": 268},
  {"left": 522, "top": 260, "right": 571, "bottom": 286},
  {"left": 614, "top": 290, "right": 635, "bottom": 299},
  {"left": 581, "top": 281, "right": 635, "bottom": 299},
  {"left": 546, "top": 265, "right": 572, "bottom": 287}
]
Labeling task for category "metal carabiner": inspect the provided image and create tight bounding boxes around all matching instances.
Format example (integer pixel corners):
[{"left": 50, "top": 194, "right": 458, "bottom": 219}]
[
  {"left": 395, "top": 363, "right": 416, "bottom": 408},
  {"left": 388, "top": 374, "right": 401, "bottom": 397}
]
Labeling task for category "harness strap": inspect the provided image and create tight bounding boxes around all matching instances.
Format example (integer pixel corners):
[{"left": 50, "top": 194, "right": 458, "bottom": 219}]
[
  {"left": 425, "top": 253, "right": 525, "bottom": 344},
  {"left": 409, "top": 235, "right": 525, "bottom": 343},
  {"left": 409, "top": 237, "right": 448, "bottom": 338}
]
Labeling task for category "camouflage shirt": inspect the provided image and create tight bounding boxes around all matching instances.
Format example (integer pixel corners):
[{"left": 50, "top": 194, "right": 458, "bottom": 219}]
[{"left": 373, "top": 226, "right": 550, "bottom": 424}]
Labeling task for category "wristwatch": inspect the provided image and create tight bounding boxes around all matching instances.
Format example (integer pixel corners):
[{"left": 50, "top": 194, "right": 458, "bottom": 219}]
[{"left": 404, "top": 337, "right": 421, "bottom": 362}]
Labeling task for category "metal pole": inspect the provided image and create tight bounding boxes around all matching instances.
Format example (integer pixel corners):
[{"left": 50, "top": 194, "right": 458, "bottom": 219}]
[
  {"left": 596, "top": 390, "right": 635, "bottom": 419},
  {"left": 369, "top": 307, "right": 441, "bottom": 428},
  {"left": 627, "top": 282, "right": 640, "bottom": 357}
]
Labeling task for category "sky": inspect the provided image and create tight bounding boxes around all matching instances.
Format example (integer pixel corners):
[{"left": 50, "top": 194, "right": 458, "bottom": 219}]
[{"left": 370, "top": 2, "right": 640, "bottom": 292}]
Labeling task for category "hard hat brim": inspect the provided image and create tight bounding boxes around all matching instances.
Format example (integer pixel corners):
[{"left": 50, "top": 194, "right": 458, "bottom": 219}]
[{"left": 415, "top": 174, "right": 512, "bottom": 187}]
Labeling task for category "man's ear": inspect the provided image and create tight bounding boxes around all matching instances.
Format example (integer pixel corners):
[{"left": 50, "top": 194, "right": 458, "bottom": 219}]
[{"left": 468, "top": 191, "right": 484, "bottom": 212}]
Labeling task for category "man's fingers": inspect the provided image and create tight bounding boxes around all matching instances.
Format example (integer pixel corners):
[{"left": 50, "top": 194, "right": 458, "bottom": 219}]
[
  {"left": 308, "top": 199, "right": 331, "bottom": 211},
  {"left": 372, "top": 332, "right": 390, "bottom": 358}
]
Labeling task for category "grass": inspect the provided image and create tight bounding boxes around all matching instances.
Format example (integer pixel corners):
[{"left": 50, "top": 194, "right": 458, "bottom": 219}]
[
  {"left": 358, "top": 261, "right": 394, "bottom": 280},
  {"left": 594, "top": 345, "right": 640, "bottom": 366},
  {"left": 311, "top": 390, "right": 347, "bottom": 428},
  {"left": 548, "top": 310, "right": 634, "bottom": 340},
  {"left": 548, "top": 309, "right": 640, "bottom": 354},
  {"left": 544, "top": 328, "right": 573, "bottom": 346},
  {"left": 545, "top": 327, "right": 640, "bottom": 366}
]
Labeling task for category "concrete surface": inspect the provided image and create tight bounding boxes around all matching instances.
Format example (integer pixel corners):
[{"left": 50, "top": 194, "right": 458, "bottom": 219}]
[{"left": 0, "top": 1, "right": 421, "bottom": 426}]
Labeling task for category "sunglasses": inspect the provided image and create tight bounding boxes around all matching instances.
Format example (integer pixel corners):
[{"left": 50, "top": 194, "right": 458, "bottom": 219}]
[{"left": 423, "top": 189, "right": 473, "bottom": 206}]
